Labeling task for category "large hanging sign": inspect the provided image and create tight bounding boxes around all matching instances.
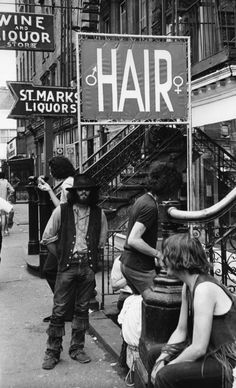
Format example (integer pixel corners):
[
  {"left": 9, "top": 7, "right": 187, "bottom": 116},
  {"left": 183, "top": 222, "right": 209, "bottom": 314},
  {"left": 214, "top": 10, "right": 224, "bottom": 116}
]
[
  {"left": 7, "top": 82, "right": 77, "bottom": 118},
  {"left": 81, "top": 39, "right": 187, "bottom": 121},
  {"left": 0, "top": 12, "right": 54, "bottom": 51}
]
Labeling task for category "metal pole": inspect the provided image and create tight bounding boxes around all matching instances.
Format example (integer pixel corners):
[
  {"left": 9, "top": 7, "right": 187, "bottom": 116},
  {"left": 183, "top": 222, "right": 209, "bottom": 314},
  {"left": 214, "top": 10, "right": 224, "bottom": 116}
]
[
  {"left": 76, "top": 25, "right": 83, "bottom": 172},
  {"left": 44, "top": 117, "right": 53, "bottom": 185},
  {"left": 187, "top": 37, "right": 193, "bottom": 214},
  {"left": 77, "top": 31, "right": 189, "bottom": 40},
  {"left": 26, "top": 177, "right": 39, "bottom": 255}
]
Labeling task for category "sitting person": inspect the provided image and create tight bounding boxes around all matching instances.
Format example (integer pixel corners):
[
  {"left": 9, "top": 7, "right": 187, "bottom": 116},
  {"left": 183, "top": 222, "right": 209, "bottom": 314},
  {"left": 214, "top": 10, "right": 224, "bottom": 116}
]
[
  {"left": 111, "top": 255, "right": 132, "bottom": 312},
  {"left": 118, "top": 294, "right": 142, "bottom": 386},
  {"left": 150, "top": 233, "right": 236, "bottom": 388},
  {"left": 110, "top": 255, "right": 133, "bottom": 370}
]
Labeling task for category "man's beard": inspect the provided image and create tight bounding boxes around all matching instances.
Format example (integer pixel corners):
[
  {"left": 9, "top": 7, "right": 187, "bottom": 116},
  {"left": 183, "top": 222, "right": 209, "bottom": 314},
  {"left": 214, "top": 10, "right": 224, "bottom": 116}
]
[{"left": 76, "top": 193, "right": 90, "bottom": 205}]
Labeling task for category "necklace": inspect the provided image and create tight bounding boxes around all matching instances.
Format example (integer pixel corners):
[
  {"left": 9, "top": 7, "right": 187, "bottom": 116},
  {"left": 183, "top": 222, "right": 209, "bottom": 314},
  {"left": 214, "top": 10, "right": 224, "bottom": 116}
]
[{"left": 190, "top": 274, "right": 199, "bottom": 293}]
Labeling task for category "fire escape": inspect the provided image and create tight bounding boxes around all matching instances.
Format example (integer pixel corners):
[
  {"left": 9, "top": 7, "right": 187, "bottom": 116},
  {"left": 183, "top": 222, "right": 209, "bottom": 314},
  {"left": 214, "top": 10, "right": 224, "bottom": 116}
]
[{"left": 80, "top": 0, "right": 101, "bottom": 33}]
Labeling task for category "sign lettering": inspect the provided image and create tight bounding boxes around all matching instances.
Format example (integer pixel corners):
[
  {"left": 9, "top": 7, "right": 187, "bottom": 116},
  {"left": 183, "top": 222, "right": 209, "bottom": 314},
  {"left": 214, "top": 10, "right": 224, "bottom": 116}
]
[
  {"left": 7, "top": 82, "right": 77, "bottom": 118},
  {"left": 0, "top": 12, "right": 54, "bottom": 51},
  {"left": 81, "top": 39, "right": 187, "bottom": 121}
]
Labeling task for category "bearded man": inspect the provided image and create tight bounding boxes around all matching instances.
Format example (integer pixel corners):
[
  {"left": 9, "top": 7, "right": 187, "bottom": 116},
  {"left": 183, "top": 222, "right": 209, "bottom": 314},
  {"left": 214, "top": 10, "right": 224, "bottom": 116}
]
[{"left": 41, "top": 173, "right": 107, "bottom": 370}]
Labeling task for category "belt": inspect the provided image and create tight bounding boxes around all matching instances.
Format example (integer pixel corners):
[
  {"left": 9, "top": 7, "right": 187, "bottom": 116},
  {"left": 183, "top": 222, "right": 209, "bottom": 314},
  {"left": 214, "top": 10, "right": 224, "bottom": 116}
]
[{"left": 69, "top": 251, "right": 89, "bottom": 266}]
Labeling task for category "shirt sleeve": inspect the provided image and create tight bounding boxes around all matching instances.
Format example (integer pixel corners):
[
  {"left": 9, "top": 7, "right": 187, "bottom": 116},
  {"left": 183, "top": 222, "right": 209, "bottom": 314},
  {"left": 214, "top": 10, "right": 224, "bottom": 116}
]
[
  {"left": 41, "top": 206, "right": 61, "bottom": 245},
  {"left": 135, "top": 203, "right": 157, "bottom": 230},
  {"left": 99, "top": 210, "right": 108, "bottom": 247},
  {"left": 7, "top": 181, "right": 15, "bottom": 194},
  {"left": 60, "top": 177, "right": 74, "bottom": 204}
]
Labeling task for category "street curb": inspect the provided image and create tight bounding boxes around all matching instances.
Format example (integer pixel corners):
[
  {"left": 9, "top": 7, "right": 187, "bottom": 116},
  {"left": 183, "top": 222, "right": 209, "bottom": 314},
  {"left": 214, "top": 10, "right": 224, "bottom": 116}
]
[{"left": 88, "top": 310, "right": 122, "bottom": 361}]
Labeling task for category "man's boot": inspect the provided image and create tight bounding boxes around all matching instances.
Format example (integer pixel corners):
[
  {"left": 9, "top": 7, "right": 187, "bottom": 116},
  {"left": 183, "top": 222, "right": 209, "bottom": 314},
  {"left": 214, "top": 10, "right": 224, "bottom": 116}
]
[
  {"left": 42, "top": 336, "right": 62, "bottom": 370},
  {"left": 69, "top": 329, "right": 91, "bottom": 363}
]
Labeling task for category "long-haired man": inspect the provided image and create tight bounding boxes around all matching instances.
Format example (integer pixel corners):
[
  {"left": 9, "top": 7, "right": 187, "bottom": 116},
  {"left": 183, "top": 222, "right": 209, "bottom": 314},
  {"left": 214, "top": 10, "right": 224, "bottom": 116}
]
[{"left": 41, "top": 173, "right": 107, "bottom": 369}]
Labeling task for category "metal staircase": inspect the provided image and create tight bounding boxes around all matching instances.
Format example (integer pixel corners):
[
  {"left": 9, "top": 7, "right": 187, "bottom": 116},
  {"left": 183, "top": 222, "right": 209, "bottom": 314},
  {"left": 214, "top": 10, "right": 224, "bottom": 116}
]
[
  {"left": 193, "top": 127, "right": 236, "bottom": 190},
  {"left": 80, "top": 125, "right": 236, "bottom": 231},
  {"left": 81, "top": 124, "right": 187, "bottom": 229}
]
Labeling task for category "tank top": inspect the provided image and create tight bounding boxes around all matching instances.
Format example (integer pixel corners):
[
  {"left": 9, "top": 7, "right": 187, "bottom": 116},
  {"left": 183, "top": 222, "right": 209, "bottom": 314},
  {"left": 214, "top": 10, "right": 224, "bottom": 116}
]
[{"left": 187, "top": 274, "right": 236, "bottom": 383}]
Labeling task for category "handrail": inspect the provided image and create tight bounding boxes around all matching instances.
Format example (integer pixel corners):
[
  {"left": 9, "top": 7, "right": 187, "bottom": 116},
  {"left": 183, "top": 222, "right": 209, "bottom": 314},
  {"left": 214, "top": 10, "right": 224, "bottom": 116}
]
[
  {"left": 82, "top": 124, "right": 132, "bottom": 171},
  {"left": 194, "top": 127, "right": 236, "bottom": 164},
  {"left": 168, "top": 186, "right": 236, "bottom": 223}
]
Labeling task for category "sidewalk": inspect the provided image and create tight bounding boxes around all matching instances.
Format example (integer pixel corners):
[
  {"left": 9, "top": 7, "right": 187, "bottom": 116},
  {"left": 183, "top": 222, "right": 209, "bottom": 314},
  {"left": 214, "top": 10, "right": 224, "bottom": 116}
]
[{"left": 0, "top": 203, "right": 125, "bottom": 388}]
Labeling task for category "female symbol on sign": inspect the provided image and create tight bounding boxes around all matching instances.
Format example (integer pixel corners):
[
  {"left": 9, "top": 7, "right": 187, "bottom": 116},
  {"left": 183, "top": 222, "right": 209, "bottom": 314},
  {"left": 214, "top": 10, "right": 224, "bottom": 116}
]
[
  {"left": 173, "top": 76, "right": 184, "bottom": 94},
  {"left": 85, "top": 66, "right": 97, "bottom": 86}
]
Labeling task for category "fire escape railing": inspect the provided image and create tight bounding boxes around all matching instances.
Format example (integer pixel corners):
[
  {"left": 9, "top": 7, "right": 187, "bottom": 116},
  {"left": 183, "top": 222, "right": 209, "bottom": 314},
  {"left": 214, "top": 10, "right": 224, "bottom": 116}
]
[
  {"left": 82, "top": 124, "right": 146, "bottom": 194},
  {"left": 193, "top": 127, "right": 236, "bottom": 189},
  {"left": 168, "top": 185, "right": 236, "bottom": 293}
]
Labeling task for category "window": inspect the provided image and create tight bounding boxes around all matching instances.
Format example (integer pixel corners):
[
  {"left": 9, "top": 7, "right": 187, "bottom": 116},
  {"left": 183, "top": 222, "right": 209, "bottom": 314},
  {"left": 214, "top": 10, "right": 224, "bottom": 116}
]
[
  {"left": 20, "top": 58, "right": 23, "bottom": 81},
  {"left": 56, "top": 132, "right": 64, "bottom": 146},
  {"left": 218, "top": 1, "right": 236, "bottom": 48},
  {"left": 65, "top": 129, "right": 75, "bottom": 144},
  {"left": 42, "top": 51, "right": 49, "bottom": 64},
  {"left": 30, "top": 52, "right": 36, "bottom": 79},
  {"left": 104, "top": 16, "right": 110, "bottom": 33},
  {"left": 120, "top": 1, "right": 127, "bottom": 34},
  {"left": 28, "top": 0, "right": 35, "bottom": 13},
  {"left": 40, "top": 71, "right": 50, "bottom": 86},
  {"left": 50, "top": 64, "right": 57, "bottom": 86},
  {"left": 139, "top": 0, "right": 148, "bottom": 34}
]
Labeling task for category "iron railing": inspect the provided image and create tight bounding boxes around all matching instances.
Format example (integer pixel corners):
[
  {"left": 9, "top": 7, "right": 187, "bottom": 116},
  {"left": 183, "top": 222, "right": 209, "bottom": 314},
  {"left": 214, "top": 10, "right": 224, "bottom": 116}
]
[{"left": 193, "top": 127, "right": 236, "bottom": 190}]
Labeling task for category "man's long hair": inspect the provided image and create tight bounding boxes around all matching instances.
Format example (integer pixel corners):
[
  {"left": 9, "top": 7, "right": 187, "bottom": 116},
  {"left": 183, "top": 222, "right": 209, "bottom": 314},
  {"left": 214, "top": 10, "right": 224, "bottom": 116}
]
[
  {"left": 67, "top": 187, "right": 100, "bottom": 207},
  {"left": 146, "top": 161, "right": 182, "bottom": 197}
]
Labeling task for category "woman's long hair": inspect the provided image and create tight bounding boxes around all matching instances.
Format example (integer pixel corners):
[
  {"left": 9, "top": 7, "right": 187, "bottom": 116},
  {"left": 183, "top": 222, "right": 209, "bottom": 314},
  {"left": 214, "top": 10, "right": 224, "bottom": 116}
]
[
  {"left": 67, "top": 187, "right": 100, "bottom": 207},
  {"left": 49, "top": 156, "right": 75, "bottom": 179},
  {"left": 162, "top": 233, "right": 212, "bottom": 274}
]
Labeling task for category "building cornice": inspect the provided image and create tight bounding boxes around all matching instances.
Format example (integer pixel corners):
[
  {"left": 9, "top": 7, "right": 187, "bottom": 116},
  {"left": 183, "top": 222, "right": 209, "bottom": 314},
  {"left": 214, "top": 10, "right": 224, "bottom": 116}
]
[{"left": 191, "top": 65, "right": 236, "bottom": 92}]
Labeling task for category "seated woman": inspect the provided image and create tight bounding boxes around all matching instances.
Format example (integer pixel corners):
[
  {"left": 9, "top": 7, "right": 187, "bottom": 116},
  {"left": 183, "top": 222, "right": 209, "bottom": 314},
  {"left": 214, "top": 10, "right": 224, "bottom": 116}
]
[{"left": 150, "top": 233, "right": 236, "bottom": 388}]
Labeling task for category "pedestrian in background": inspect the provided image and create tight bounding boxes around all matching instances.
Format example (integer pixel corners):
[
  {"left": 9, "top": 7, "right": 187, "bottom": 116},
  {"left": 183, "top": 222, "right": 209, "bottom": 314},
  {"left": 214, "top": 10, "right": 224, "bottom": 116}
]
[
  {"left": 38, "top": 156, "right": 75, "bottom": 322},
  {"left": 0, "top": 197, "right": 13, "bottom": 262},
  {"left": 120, "top": 161, "right": 182, "bottom": 295},
  {"left": 38, "top": 155, "right": 75, "bottom": 208},
  {"left": 150, "top": 233, "right": 236, "bottom": 388},
  {"left": 41, "top": 173, "right": 108, "bottom": 370},
  {"left": 0, "top": 172, "right": 14, "bottom": 236},
  {"left": 7, "top": 173, "right": 21, "bottom": 229},
  {"left": 9, "top": 172, "right": 20, "bottom": 203}
]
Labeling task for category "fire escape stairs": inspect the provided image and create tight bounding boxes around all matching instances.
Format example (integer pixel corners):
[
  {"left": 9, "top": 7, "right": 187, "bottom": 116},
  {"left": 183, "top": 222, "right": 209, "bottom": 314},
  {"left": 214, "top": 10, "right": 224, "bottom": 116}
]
[
  {"left": 193, "top": 127, "right": 236, "bottom": 191},
  {"left": 81, "top": 124, "right": 188, "bottom": 229},
  {"left": 76, "top": 125, "right": 236, "bottom": 231}
]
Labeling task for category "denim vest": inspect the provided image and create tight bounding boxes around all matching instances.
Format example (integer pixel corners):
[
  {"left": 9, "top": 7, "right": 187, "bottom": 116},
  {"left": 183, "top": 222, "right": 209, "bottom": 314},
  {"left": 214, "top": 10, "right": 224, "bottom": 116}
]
[{"left": 57, "top": 203, "right": 102, "bottom": 272}]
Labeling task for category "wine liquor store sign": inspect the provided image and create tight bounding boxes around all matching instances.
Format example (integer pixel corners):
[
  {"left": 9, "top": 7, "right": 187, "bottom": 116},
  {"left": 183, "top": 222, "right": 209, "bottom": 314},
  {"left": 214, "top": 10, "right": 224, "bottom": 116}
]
[
  {"left": 0, "top": 12, "right": 54, "bottom": 51},
  {"left": 7, "top": 82, "right": 77, "bottom": 118}
]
